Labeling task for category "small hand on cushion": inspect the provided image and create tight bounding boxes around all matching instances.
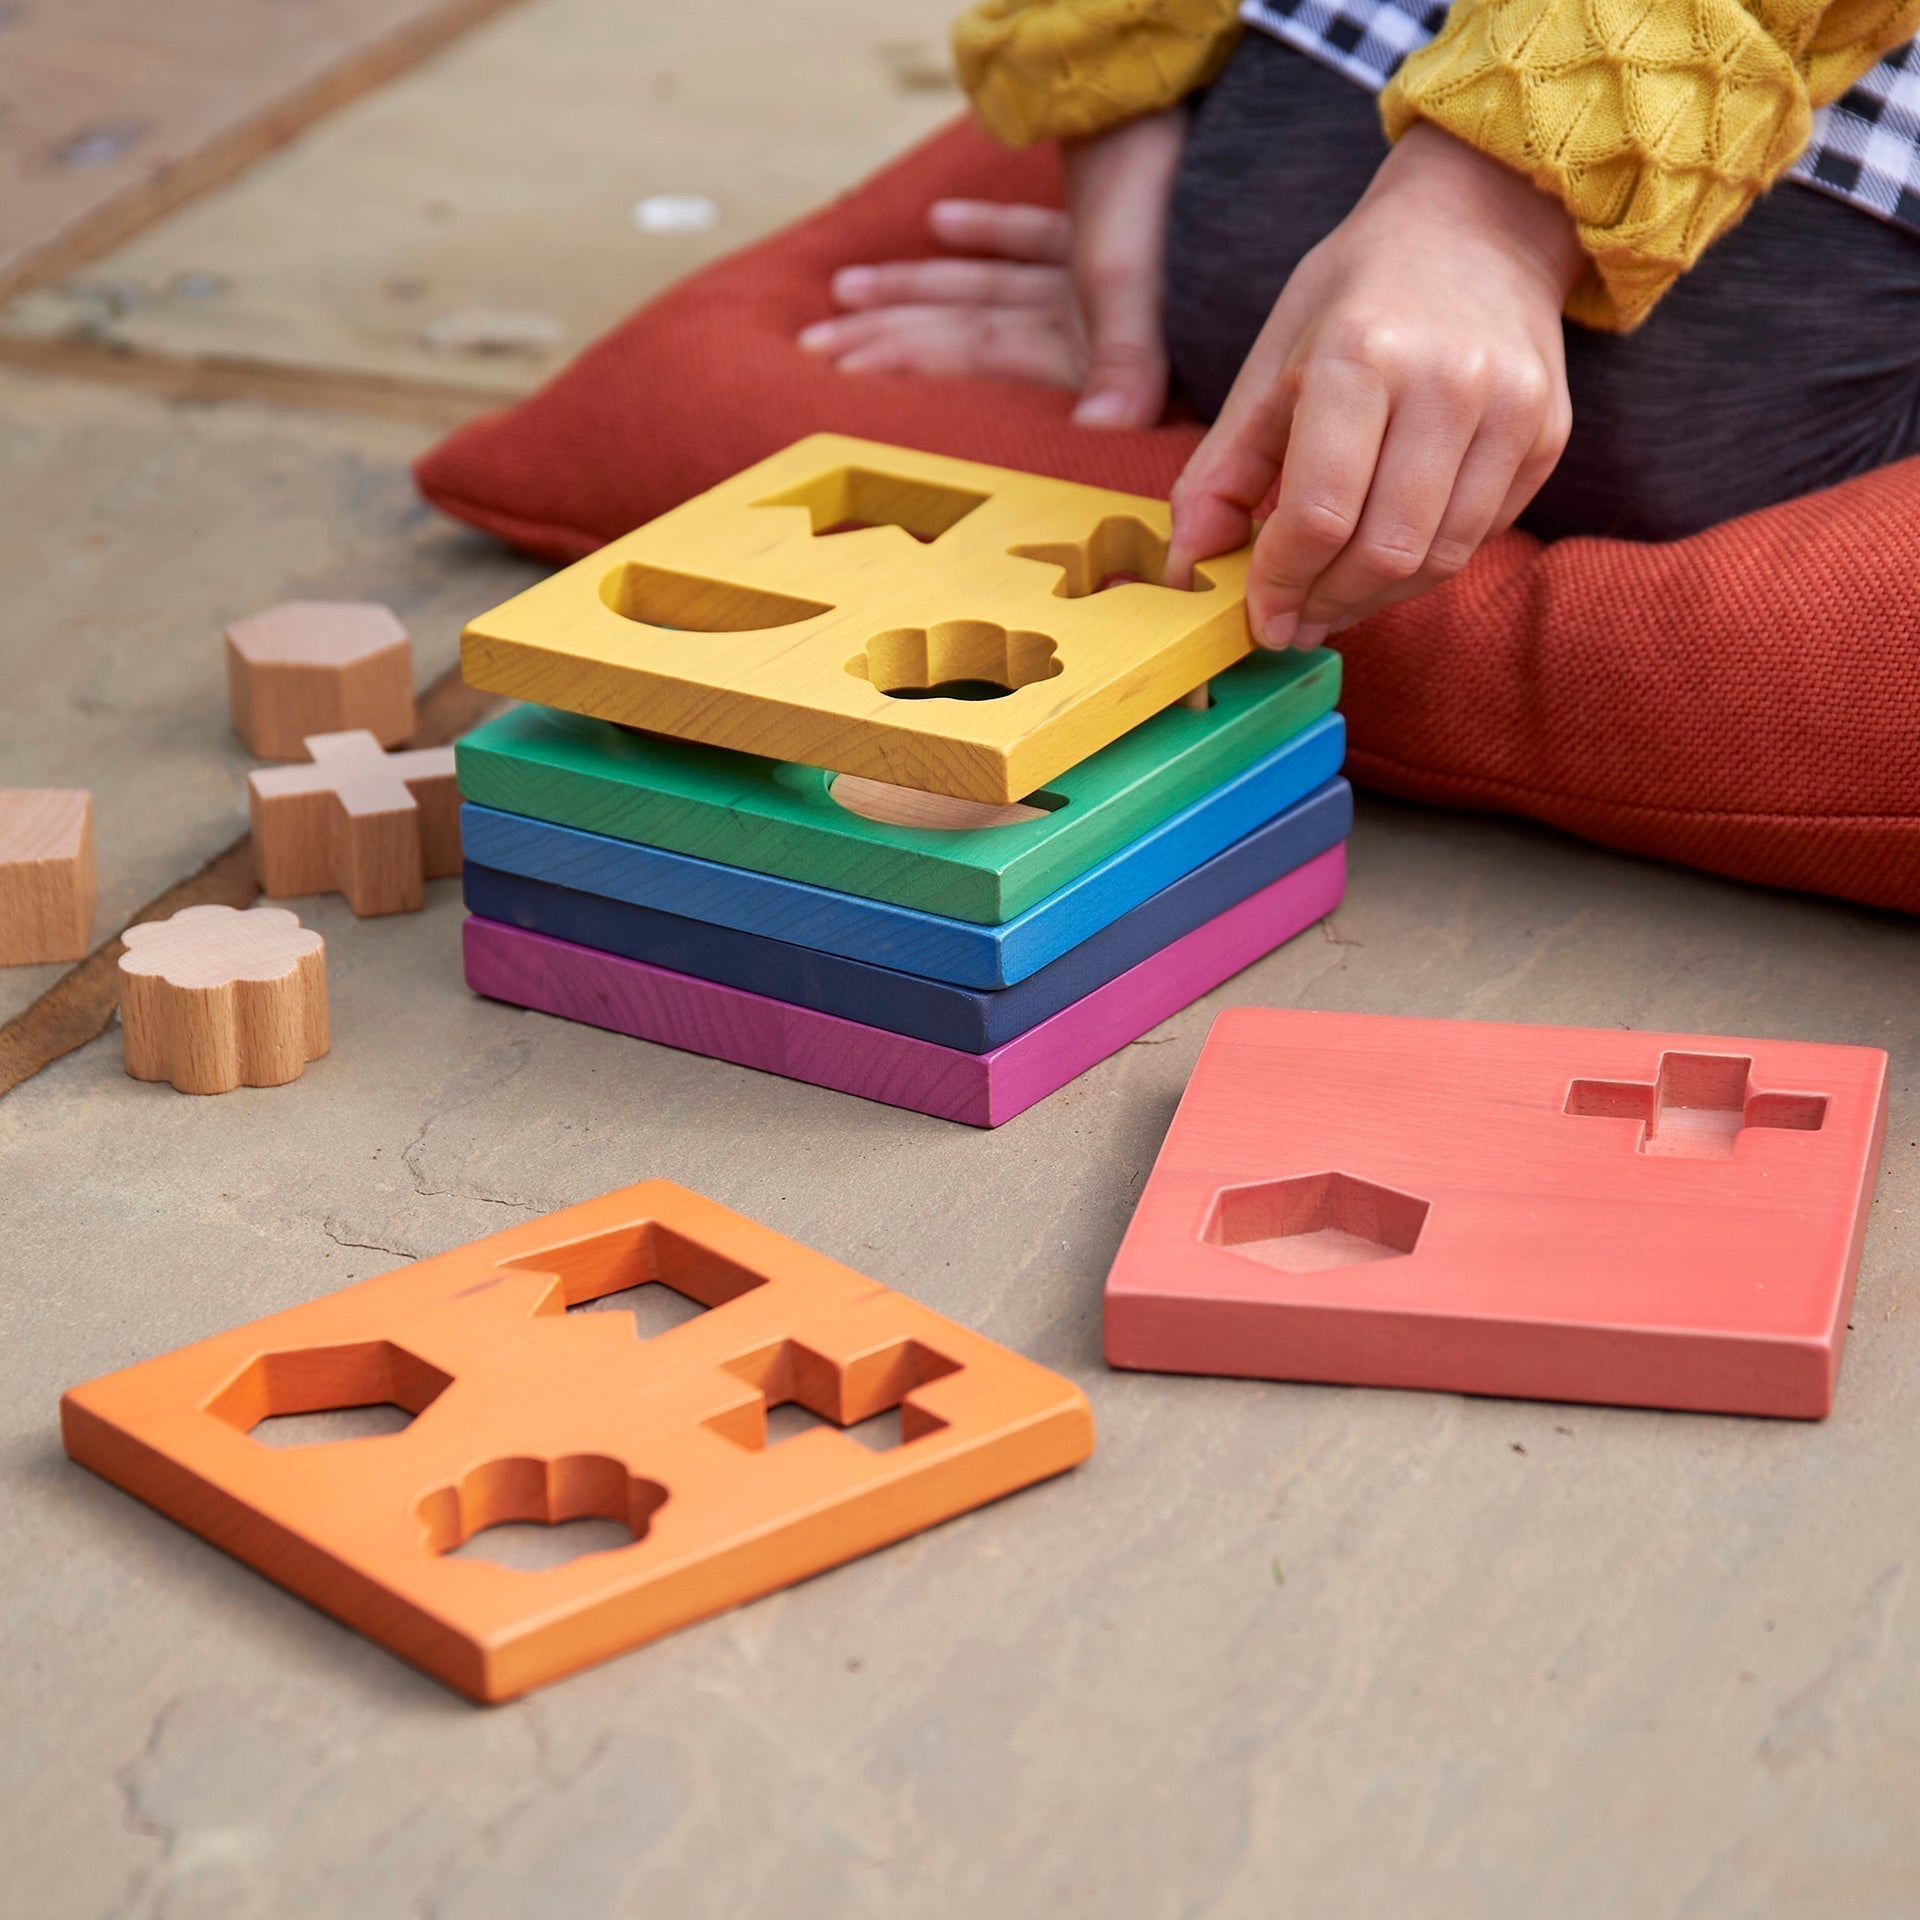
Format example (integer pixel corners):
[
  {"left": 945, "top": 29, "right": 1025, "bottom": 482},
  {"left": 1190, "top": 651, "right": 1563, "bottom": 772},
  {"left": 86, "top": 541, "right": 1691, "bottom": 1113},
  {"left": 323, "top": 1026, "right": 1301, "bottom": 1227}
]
[
  {"left": 798, "top": 107, "right": 1185, "bottom": 424},
  {"left": 800, "top": 116, "right": 1583, "bottom": 647}
]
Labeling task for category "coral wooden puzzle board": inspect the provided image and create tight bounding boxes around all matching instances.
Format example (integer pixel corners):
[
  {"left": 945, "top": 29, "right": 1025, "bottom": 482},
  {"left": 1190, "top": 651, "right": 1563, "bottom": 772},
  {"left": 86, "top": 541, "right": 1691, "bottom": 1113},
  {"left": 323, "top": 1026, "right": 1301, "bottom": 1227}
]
[
  {"left": 62, "top": 1183, "right": 1094, "bottom": 1701},
  {"left": 455, "top": 645, "right": 1340, "bottom": 923},
  {"left": 459, "top": 435, "right": 1256, "bottom": 804},
  {"left": 1105, "top": 1010, "right": 1889, "bottom": 1418}
]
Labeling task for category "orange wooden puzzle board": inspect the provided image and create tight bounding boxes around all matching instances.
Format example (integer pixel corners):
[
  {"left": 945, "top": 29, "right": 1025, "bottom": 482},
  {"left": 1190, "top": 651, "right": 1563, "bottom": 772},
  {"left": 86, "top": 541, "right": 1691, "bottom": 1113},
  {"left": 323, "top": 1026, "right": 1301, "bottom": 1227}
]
[
  {"left": 1105, "top": 1010, "right": 1890, "bottom": 1418},
  {"left": 62, "top": 1182, "right": 1094, "bottom": 1700}
]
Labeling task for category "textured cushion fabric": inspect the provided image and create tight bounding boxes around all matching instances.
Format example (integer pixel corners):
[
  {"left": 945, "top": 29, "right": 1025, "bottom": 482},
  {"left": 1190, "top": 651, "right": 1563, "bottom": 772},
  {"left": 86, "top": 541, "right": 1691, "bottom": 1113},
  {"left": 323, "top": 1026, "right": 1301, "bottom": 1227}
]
[
  {"left": 414, "top": 115, "right": 1920, "bottom": 915},
  {"left": 414, "top": 119, "right": 1204, "bottom": 562}
]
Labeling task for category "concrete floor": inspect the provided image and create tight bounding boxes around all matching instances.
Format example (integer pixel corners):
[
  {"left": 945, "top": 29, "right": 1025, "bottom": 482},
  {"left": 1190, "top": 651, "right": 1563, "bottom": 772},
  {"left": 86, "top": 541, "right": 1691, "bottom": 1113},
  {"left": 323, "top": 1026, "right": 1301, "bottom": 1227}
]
[{"left": 4, "top": 5, "right": 1920, "bottom": 1918}]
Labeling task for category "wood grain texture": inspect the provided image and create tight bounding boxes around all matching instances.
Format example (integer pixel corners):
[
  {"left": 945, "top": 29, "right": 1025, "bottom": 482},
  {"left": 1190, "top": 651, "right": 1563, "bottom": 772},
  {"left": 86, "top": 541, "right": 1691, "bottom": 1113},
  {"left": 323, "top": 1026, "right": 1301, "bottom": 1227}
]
[
  {"left": 455, "top": 645, "right": 1341, "bottom": 923},
  {"left": 460, "top": 435, "right": 1258, "bottom": 803},
  {"left": 463, "top": 847, "right": 1347, "bottom": 1128},
  {"left": 0, "top": 789, "right": 95, "bottom": 966},
  {"left": 462, "top": 713, "right": 1345, "bottom": 989},
  {"left": 463, "top": 778, "right": 1351, "bottom": 1052},
  {"left": 249, "top": 730, "right": 460, "bottom": 917},
  {"left": 1104, "top": 1009, "right": 1891, "bottom": 1418},
  {"left": 118, "top": 905, "right": 328, "bottom": 1095},
  {"left": 226, "top": 602, "right": 415, "bottom": 759},
  {"left": 0, "top": 0, "right": 529, "bottom": 304},
  {"left": 61, "top": 1181, "right": 1094, "bottom": 1701}
]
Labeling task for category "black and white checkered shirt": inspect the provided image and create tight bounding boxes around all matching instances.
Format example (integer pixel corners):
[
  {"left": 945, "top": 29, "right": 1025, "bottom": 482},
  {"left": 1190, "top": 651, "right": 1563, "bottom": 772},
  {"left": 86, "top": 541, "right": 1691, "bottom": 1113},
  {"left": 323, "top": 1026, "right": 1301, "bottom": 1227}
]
[{"left": 1241, "top": 0, "right": 1920, "bottom": 239}]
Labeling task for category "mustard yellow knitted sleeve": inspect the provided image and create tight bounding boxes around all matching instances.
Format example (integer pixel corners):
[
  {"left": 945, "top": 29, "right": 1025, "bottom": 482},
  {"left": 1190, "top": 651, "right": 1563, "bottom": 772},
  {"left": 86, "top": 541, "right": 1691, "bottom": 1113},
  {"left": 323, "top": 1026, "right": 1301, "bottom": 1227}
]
[
  {"left": 952, "top": 0, "right": 1243, "bottom": 147},
  {"left": 1381, "top": 0, "right": 1920, "bottom": 330}
]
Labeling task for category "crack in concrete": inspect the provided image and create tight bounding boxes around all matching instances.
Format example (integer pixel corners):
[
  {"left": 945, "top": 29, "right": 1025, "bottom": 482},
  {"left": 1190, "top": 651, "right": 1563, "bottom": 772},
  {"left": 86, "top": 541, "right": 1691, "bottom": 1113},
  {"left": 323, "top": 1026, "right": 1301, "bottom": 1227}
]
[
  {"left": 320, "top": 1218, "right": 420, "bottom": 1261},
  {"left": 399, "top": 1038, "right": 544, "bottom": 1214},
  {"left": 110, "top": 1696, "right": 176, "bottom": 1920}
]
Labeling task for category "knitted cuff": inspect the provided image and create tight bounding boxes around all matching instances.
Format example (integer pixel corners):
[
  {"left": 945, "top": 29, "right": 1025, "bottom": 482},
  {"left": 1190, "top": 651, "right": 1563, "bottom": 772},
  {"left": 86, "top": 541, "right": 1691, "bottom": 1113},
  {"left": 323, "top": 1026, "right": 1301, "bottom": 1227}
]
[
  {"left": 1379, "top": 0, "right": 1814, "bottom": 330},
  {"left": 953, "top": 0, "right": 1243, "bottom": 147}
]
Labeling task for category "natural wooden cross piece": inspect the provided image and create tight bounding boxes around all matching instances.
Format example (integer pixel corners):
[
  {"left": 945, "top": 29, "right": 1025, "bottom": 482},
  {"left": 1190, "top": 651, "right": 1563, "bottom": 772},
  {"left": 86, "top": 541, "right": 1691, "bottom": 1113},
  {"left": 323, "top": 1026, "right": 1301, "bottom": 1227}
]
[
  {"left": 1564, "top": 1051, "right": 1828, "bottom": 1160},
  {"left": 248, "top": 729, "right": 459, "bottom": 916}
]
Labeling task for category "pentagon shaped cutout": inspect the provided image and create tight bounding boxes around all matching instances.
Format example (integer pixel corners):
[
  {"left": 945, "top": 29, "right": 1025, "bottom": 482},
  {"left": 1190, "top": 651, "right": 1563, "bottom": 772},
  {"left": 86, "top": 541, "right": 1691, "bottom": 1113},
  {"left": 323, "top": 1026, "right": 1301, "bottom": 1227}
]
[
  {"left": 1205, "top": 1172, "right": 1429, "bottom": 1275},
  {"left": 207, "top": 1340, "right": 452, "bottom": 1445}
]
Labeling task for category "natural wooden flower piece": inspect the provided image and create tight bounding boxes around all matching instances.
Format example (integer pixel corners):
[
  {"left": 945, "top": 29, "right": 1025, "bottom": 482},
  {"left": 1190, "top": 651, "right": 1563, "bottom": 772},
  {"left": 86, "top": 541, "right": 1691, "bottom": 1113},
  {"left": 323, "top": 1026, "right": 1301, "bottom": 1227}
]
[{"left": 119, "top": 904, "right": 328, "bottom": 1094}]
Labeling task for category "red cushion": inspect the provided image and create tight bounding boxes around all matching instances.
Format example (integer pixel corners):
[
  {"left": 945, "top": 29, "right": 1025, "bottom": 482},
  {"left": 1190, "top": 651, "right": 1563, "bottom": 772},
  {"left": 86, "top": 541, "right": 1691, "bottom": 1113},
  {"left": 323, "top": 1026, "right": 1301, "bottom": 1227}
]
[{"left": 415, "top": 116, "right": 1920, "bottom": 915}]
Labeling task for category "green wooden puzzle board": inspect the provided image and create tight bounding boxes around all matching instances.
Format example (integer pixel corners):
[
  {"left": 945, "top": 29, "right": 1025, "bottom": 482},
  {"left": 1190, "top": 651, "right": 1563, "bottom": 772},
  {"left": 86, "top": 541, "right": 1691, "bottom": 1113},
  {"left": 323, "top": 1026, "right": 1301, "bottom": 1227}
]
[{"left": 455, "top": 646, "right": 1341, "bottom": 924}]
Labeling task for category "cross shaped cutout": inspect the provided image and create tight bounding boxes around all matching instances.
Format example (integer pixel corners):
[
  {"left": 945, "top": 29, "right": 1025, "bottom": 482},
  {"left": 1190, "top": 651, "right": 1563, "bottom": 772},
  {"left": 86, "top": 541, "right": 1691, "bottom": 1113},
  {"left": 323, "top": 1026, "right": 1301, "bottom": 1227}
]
[
  {"left": 248, "top": 729, "right": 459, "bottom": 916},
  {"left": 1565, "top": 1051, "right": 1828, "bottom": 1160}
]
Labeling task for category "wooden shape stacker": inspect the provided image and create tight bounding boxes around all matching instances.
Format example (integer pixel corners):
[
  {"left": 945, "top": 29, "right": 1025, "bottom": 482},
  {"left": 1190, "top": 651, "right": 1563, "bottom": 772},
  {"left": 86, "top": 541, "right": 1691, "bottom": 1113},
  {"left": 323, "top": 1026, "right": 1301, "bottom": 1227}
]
[
  {"left": 464, "top": 850, "right": 1347, "bottom": 1129},
  {"left": 459, "top": 434, "right": 1257, "bottom": 804},
  {"left": 461, "top": 715, "right": 1345, "bottom": 989},
  {"left": 62, "top": 1182, "right": 1095, "bottom": 1701},
  {"left": 464, "top": 779, "right": 1352, "bottom": 1053},
  {"left": 1105, "top": 1009, "right": 1890, "bottom": 1418},
  {"left": 454, "top": 644, "right": 1341, "bottom": 923}
]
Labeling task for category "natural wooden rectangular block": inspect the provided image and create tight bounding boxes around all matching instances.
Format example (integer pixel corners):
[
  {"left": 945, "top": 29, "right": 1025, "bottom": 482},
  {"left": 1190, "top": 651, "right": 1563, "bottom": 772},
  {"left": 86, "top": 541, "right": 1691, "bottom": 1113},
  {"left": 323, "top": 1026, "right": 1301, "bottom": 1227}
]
[
  {"left": 62, "top": 1181, "right": 1095, "bottom": 1701},
  {"left": 459, "top": 435, "right": 1257, "bottom": 803},
  {"left": 455, "top": 644, "right": 1340, "bottom": 924},
  {"left": 0, "top": 788, "right": 95, "bottom": 966},
  {"left": 462, "top": 848, "right": 1347, "bottom": 1128},
  {"left": 1105, "top": 1010, "right": 1891, "bottom": 1418}
]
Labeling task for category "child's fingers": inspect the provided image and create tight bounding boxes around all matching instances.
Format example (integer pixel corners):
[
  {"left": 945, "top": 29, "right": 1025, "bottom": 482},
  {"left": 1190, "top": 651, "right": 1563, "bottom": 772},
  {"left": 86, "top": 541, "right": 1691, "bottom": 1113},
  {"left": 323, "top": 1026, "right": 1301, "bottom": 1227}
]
[
  {"left": 926, "top": 200, "right": 1072, "bottom": 263},
  {"left": 807, "top": 307, "right": 1080, "bottom": 387},
  {"left": 1293, "top": 391, "right": 1479, "bottom": 627},
  {"left": 830, "top": 260, "right": 1066, "bottom": 312},
  {"left": 1071, "top": 257, "right": 1167, "bottom": 428},
  {"left": 1166, "top": 375, "right": 1298, "bottom": 592},
  {"left": 1244, "top": 358, "right": 1392, "bottom": 647}
]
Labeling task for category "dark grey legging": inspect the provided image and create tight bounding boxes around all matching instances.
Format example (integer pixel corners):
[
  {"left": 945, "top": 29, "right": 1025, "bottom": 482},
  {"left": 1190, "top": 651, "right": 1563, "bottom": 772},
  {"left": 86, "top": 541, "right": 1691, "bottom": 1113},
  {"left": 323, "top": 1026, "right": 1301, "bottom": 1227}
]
[{"left": 1164, "top": 33, "right": 1920, "bottom": 541}]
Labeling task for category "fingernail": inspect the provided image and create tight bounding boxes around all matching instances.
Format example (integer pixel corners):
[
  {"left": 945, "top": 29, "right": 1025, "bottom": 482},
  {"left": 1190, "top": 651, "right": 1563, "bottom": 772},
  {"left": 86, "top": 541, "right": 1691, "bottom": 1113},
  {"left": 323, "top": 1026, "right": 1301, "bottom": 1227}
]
[
  {"left": 1293, "top": 623, "right": 1330, "bottom": 652},
  {"left": 1073, "top": 390, "right": 1133, "bottom": 427},
  {"left": 832, "top": 267, "right": 874, "bottom": 301},
  {"left": 1259, "top": 612, "right": 1298, "bottom": 650},
  {"left": 798, "top": 322, "right": 836, "bottom": 350}
]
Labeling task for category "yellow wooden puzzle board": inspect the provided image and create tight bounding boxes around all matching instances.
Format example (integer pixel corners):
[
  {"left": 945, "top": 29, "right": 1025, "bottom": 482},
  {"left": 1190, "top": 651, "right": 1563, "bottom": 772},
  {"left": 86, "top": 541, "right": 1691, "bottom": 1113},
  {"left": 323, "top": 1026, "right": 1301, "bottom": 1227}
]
[{"left": 459, "top": 435, "right": 1254, "bottom": 803}]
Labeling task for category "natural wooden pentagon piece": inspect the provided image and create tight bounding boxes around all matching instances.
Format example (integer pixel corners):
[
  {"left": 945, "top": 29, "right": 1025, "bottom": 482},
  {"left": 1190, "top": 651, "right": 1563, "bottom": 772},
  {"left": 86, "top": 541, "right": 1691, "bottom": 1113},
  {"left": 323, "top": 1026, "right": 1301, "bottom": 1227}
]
[
  {"left": 249, "top": 730, "right": 460, "bottom": 916},
  {"left": 119, "top": 905, "right": 329, "bottom": 1095},
  {"left": 226, "top": 601, "right": 416, "bottom": 759},
  {"left": 0, "top": 788, "right": 95, "bottom": 966}
]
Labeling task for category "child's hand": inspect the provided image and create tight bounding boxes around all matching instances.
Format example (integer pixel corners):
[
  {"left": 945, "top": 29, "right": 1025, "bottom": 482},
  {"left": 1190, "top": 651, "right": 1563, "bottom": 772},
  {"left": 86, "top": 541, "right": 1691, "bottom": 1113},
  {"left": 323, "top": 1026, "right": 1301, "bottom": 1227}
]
[
  {"left": 1167, "top": 124, "right": 1584, "bottom": 649},
  {"left": 798, "top": 109, "right": 1185, "bottom": 430}
]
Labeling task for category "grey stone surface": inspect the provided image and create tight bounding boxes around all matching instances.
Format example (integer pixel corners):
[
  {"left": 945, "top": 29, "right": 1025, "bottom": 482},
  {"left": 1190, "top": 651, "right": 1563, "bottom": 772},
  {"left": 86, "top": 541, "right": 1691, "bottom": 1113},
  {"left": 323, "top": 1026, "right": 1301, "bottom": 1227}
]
[
  {"left": 3, "top": 733, "right": 1917, "bottom": 1916},
  {"left": 0, "top": 366, "right": 539, "bottom": 1021}
]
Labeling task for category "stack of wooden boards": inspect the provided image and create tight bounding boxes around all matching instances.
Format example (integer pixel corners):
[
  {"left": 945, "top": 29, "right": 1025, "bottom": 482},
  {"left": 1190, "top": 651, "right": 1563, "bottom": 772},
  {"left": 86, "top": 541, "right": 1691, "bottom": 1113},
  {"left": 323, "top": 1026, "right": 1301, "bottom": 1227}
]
[{"left": 453, "top": 437, "right": 1351, "bottom": 1125}]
